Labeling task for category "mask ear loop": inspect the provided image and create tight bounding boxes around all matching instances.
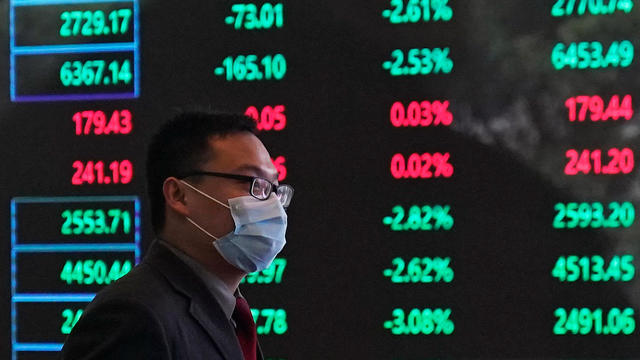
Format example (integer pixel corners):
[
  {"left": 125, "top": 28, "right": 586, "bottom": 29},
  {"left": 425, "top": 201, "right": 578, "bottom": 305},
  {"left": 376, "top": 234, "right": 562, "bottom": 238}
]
[
  {"left": 180, "top": 180, "right": 231, "bottom": 209},
  {"left": 185, "top": 217, "right": 220, "bottom": 242},
  {"left": 179, "top": 180, "right": 231, "bottom": 243}
]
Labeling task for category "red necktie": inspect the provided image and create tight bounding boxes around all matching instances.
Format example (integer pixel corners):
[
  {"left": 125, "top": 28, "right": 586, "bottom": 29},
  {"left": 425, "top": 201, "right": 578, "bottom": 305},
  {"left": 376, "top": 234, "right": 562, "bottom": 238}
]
[{"left": 233, "top": 297, "right": 257, "bottom": 360}]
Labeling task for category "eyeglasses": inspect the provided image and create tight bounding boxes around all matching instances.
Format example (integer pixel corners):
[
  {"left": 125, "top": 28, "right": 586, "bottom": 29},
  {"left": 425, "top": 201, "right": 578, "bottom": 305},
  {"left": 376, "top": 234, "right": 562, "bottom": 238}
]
[{"left": 177, "top": 171, "right": 294, "bottom": 208}]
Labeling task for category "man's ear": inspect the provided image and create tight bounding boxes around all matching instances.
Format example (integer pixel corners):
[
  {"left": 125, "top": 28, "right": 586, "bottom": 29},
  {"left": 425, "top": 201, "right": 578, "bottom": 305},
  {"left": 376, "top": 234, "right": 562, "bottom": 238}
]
[{"left": 163, "top": 177, "right": 189, "bottom": 217}]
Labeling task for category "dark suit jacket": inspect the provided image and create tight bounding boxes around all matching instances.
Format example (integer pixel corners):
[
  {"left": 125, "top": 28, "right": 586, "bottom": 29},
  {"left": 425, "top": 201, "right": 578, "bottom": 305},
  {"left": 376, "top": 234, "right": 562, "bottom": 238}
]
[{"left": 60, "top": 240, "right": 264, "bottom": 360}]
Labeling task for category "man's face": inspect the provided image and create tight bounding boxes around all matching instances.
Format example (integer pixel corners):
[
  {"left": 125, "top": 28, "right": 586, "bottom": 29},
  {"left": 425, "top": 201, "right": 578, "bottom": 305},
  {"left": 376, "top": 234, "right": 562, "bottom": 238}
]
[{"left": 184, "top": 132, "right": 279, "bottom": 240}]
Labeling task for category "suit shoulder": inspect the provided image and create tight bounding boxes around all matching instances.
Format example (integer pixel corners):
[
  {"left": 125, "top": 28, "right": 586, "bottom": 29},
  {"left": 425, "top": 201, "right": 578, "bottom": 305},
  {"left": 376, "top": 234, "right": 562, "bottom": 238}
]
[
  {"left": 87, "top": 261, "right": 184, "bottom": 314},
  {"left": 60, "top": 289, "right": 172, "bottom": 360}
]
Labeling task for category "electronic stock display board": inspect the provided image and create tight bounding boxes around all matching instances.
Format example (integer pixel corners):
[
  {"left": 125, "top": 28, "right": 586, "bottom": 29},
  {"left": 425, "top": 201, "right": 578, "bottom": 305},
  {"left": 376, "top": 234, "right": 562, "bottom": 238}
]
[{"left": 1, "top": 0, "right": 640, "bottom": 359}]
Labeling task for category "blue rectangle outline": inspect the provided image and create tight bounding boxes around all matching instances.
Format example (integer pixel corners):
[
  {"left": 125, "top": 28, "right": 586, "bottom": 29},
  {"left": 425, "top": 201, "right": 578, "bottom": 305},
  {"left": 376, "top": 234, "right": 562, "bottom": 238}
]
[
  {"left": 12, "top": 91, "right": 136, "bottom": 102},
  {"left": 14, "top": 343, "right": 63, "bottom": 352},
  {"left": 13, "top": 195, "right": 138, "bottom": 203},
  {"left": 8, "top": 1, "right": 139, "bottom": 354},
  {"left": 15, "top": 0, "right": 132, "bottom": 5},
  {"left": 11, "top": 199, "right": 17, "bottom": 360},
  {"left": 13, "top": 294, "right": 96, "bottom": 302},
  {"left": 12, "top": 43, "right": 135, "bottom": 55},
  {"left": 13, "top": 296, "right": 92, "bottom": 349},
  {"left": 12, "top": 198, "right": 140, "bottom": 247},
  {"left": 12, "top": 92, "right": 136, "bottom": 102},
  {"left": 11, "top": 195, "right": 141, "bottom": 357},
  {"left": 9, "top": 0, "right": 139, "bottom": 102},
  {"left": 134, "top": 199, "right": 141, "bottom": 262},
  {"left": 11, "top": 47, "right": 135, "bottom": 101},
  {"left": 12, "top": 195, "right": 139, "bottom": 249},
  {"left": 13, "top": 296, "right": 91, "bottom": 348},
  {"left": 133, "top": 0, "right": 140, "bottom": 97},
  {"left": 10, "top": 0, "right": 16, "bottom": 101},
  {"left": 15, "top": 243, "right": 138, "bottom": 252}
]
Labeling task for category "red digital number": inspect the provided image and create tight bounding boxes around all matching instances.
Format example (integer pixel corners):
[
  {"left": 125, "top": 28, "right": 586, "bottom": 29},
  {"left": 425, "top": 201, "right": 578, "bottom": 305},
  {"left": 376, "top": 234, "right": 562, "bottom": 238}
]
[
  {"left": 72, "top": 110, "right": 133, "bottom": 135},
  {"left": 71, "top": 160, "right": 134, "bottom": 185},
  {"left": 564, "top": 148, "right": 634, "bottom": 175},
  {"left": 390, "top": 153, "right": 453, "bottom": 179},
  {"left": 271, "top": 156, "right": 287, "bottom": 181},
  {"left": 245, "top": 105, "right": 286, "bottom": 131},
  {"left": 390, "top": 100, "right": 452, "bottom": 127},
  {"left": 565, "top": 95, "right": 632, "bottom": 122}
]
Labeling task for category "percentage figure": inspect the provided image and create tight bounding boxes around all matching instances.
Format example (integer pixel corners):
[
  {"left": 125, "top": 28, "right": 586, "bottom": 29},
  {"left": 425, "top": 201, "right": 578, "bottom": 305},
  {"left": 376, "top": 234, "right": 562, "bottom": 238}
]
[
  {"left": 431, "top": 0, "right": 453, "bottom": 20},
  {"left": 383, "top": 48, "right": 454, "bottom": 76},
  {"left": 385, "top": 308, "right": 455, "bottom": 335},
  {"left": 432, "top": 101, "right": 453, "bottom": 124},
  {"left": 390, "top": 100, "right": 453, "bottom": 127},
  {"left": 382, "top": 0, "right": 452, "bottom": 24},
  {"left": 433, "top": 205, "right": 454, "bottom": 229},
  {"left": 382, "top": 205, "right": 454, "bottom": 231},
  {"left": 431, "top": 48, "right": 453, "bottom": 73},
  {"left": 432, "top": 308, "right": 454, "bottom": 334},
  {"left": 432, "top": 153, "right": 453, "bottom": 177},
  {"left": 432, "top": 257, "right": 454, "bottom": 282},
  {"left": 390, "top": 153, "right": 454, "bottom": 179},
  {"left": 383, "top": 257, "right": 455, "bottom": 283}
]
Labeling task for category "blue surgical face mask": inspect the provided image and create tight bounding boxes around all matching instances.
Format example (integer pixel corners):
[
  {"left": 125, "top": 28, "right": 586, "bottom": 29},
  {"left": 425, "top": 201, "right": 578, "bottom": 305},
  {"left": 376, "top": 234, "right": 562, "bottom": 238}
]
[{"left": 180, "top": 180, "right": 287, "bottom": 273}]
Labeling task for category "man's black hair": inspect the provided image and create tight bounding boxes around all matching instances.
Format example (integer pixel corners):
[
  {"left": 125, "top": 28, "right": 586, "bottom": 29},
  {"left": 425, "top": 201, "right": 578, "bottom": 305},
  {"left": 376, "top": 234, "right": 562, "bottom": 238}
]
[{"left": 146, "top": 111, "right": 257, "bottom": 232}]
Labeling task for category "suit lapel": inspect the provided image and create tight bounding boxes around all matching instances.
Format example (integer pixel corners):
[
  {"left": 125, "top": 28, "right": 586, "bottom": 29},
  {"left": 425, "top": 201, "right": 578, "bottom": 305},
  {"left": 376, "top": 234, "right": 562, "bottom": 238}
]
[
  {"left": 144, "top": 241, "right": 243, "bottom": 360},
  {"left": 188, "top": 301, "right": 244, "bottom": 360}
]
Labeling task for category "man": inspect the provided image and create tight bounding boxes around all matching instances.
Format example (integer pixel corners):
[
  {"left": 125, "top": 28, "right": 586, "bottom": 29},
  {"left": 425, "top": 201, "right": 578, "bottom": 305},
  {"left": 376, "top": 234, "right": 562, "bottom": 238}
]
[{"left": 60, "top": 111, "right": 293, "bottom": 359}]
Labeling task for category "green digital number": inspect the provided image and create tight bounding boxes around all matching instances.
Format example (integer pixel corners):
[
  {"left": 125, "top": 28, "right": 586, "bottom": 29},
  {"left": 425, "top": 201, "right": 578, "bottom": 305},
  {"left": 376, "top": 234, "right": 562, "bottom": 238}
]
[
  {"left": 60, "top": 8, "right": 132, "bottom": 37},
  {"left": 553, "top": 202, "right": 635, "bottom": 229},
  {"left": 383, "top": 204, "right": 453, "bottom": 231},
  {"left": 215, "top": 54, "right": 286, "bottom": 81},
  {"left": 241, "top": 258, "right": 286, "bottom": 284},
  {"left": 551, "top": 0, "right": 633, "bottom": 17},
  {"left": 60, "top": 259, "right": 132, "bottom": 285},
  {"left": 382, "top": 48, "right": 453, "bottom": 76},
  {"left": 61, "top": 208, "right": 132, "bottom": 235},
  {"left": 383, "top": 257, "right": 454, "bottom": 283},
  {"left": 551, "top": 41, "right": 634, "bottom": 70},
  {"left": 226, "top": 3, "right": 284, "bottom": 30},
  {"left": 551, "top": 255, "right": 635, "bottom": 282},
  {"left": 60, "top": 59, "right": 132, "bottom": 87},
  {"left": 250, "top": 308, "right": 288, "bottom": 335},
  {"left": 382, "top": 0, "right": 453, "bottom": 24},
  {"left": 554, "top": 307, "right": 636, "bottom": 335},
  {"left": 61, "top": 309, "right": 83, "bottom": 334},
  {"left": 383, "top": 308, "right": 454, "bottom": 335}
]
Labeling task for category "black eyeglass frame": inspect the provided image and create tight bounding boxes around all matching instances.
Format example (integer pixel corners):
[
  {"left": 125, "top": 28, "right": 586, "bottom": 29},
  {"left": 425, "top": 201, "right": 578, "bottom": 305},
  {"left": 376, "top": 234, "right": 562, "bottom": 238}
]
[{"left": 177, "top": 170, "right": 294, "bottom": 207}]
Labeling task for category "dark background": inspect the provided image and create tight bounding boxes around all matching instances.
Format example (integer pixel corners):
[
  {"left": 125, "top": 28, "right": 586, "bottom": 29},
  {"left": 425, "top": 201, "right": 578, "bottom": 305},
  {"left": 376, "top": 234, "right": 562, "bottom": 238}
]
[{"left": 2, "top": 0, "right": 640, "bottom": 358}]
